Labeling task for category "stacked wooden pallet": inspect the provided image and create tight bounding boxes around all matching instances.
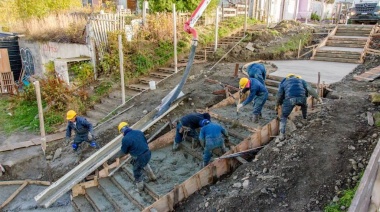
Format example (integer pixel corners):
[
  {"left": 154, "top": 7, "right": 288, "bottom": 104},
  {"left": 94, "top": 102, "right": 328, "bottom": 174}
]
[{"left": 0, "top": 49, "right": 16, "bottom": 94}]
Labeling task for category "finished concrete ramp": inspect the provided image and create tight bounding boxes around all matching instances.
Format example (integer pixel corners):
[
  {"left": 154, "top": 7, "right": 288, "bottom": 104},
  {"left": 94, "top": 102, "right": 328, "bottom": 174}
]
[{"left": 270, "top": 60, "right": 357, "bottom": 84}]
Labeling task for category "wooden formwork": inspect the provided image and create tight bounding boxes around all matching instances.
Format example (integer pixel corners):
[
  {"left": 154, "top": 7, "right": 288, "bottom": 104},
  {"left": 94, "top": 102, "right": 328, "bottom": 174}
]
[{"left": 0, "top": 72, "right": 16, "bottom": 94}]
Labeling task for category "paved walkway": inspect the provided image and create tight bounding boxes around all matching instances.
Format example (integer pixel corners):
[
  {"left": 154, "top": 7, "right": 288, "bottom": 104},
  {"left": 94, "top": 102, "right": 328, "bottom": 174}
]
[{"left": 270, "top": 60, "right": 358, "bottom": 84}]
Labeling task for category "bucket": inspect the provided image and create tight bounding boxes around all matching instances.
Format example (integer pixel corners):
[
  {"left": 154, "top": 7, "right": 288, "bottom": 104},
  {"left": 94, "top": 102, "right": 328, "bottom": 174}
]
[{"left": 149, "top": 81, "right": 156, "bottom": 90}]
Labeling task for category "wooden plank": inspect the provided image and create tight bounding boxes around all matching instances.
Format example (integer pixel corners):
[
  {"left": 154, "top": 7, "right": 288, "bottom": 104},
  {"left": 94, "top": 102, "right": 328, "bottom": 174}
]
[
  {"left": 349, "top": 138, "right": 380, "bottom": 212},
  {"left": 0, "top": 180, "right": 50, "bottom": 186},
  {"left": 72, "top": 177, "right": 98, "bottom": 197},
  {"left": 0, "top": 181, "right": 28, "bottom": 209},
  {"left": 0, "top": 132, "right": 66, "bottom": 152}
]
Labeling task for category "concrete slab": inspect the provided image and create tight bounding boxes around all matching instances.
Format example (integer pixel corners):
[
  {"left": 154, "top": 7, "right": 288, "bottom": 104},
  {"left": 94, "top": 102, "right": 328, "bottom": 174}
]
[
  {"left": 270, "top": 60, "right": 358, "bottom": 84},
  {"left": 319, "top": 46, "right": 363, "bottom": 53}
]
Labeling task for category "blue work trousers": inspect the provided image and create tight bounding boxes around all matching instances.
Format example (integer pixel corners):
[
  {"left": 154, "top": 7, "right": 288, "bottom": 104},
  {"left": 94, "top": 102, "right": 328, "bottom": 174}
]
[
  {"left": 252, "top": 92, "right": 268, "bottom": 115},
  {"left": 203, "top": 137, "right": 224, "bottom": 165},
  {"left": 174, "top": 122, "right": 198, "bottom": 144},
  {"left": 280, "top": 97, "right": 307, "bottom": 134},
  {"left": 132, "top": 150, "right": 151, "bottom": 182}
]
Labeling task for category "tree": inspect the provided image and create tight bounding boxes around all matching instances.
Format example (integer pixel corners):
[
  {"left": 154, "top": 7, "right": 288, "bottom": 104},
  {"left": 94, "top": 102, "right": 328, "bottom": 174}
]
[{"left": 145, "top": 0, "right": 219, "bottom": 13}]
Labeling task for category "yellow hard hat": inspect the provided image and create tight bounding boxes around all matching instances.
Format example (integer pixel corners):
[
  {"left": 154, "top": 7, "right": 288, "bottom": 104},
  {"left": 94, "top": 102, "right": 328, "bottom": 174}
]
[
  {"left": 239, "top": 77, "right": 249, "bottom": 89},
  {"left": 118, "top": 122, "right": 129, "bottom": 133},
  {"left": 286, "top": 73, "right": 302, "bottom": 79},
  {"left": 66, "top": 110, "right": 77, "bottom": 120}
]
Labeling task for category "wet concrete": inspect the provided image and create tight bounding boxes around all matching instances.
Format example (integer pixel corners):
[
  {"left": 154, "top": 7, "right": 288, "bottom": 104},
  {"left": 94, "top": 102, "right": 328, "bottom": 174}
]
[
  {"left": 2, "top": 185, "right": 72, "bottom": 211},
  {"left": 86, "top": 187, "right": 114, "bottom": 211},
  {"left": 98, "top": 178, "right": 140, "bottom": 211},
  {"left": 72, "top": 195, "right": 94, "bottom": 211},
  {"left": 212, "top": 105, "right": 277, "bottom": 128},
  {"left": 270, "top": 60, "right": 357, "bottom": 84},
  {"left": 112, "top": 172, "right": 155, "bottom": 208}
]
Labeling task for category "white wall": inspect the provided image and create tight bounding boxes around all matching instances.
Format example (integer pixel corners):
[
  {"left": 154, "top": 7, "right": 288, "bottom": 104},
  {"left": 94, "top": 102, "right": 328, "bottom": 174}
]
[
  {"left": 311, "top": 1, "right": 334, "bottom": 19},
  {"left": 18, "top": 39, "right": 91, "bottom": 77}
]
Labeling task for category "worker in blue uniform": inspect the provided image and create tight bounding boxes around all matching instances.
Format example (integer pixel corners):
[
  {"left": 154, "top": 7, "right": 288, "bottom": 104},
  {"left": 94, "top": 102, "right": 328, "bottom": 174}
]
[{"left": 275, "top": 74, "right": 322, "bottom": 140}]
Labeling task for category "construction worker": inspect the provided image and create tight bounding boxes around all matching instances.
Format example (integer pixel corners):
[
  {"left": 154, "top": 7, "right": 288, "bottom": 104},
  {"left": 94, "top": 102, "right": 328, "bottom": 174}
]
[
  {"left": 275, "top": 73, "right": 322, "bottom": 141},
  {"left": 65, "top": 110, "right": 99, "bottom": 153},
  {"left": 245, "top": 63, "right": 267, "bottom": 85},
  {"left": 237, "top": 77, "right": 268, "bottom": 123},
  {"left": 117, "top": 122, "right": 156, "bottom": 191},
  {"left": 199, "top": 119, "right": 229, "bottom": 167},
  {"left": 173, "top": 112, "right": 211, "bottom": 151}
]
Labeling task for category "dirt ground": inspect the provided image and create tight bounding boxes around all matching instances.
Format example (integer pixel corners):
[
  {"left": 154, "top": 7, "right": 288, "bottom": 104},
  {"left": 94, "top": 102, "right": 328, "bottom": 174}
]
[{"left": 1, "top": 21, "right": 379, "bottom": 211}]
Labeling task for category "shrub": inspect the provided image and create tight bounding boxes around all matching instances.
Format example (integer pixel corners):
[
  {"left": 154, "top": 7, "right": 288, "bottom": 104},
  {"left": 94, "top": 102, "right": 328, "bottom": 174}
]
[{"left": 311, "top": 12, "right": 320, "bottom": 21}]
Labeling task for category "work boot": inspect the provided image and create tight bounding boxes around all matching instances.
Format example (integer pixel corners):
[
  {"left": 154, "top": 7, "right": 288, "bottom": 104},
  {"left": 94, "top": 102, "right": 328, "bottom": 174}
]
[
  {"left": 172, "top": 142, "right": 180, "bottom": 151},
  {"left": 136, "top": 181, "right": 144, "bottom": 192},
  {"left": 144, "top": 164, "right": 157, "bottom": 181},
  {"left": 90, "top": 141, "right": 100, "bottom": 149},
  {"left": 252, "top": 114, "right": 259, "bottom": 123},
  {"left": 278, "top": 132, "right": 285, "bottom": 141}
]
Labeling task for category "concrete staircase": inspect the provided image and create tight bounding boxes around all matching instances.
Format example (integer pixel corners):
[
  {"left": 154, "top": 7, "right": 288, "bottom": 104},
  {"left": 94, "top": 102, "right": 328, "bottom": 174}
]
[
  {"left": 84, "top": 29, "right": 248, "bottom": 126},
  {"left": 312, "top": 25, "right": 375, "bottom": 64}
]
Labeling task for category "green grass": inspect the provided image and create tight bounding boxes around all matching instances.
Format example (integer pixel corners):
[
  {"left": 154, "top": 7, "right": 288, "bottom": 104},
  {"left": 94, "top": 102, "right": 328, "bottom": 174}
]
[{"left": 324, "top": 172, "right": 363, "bottom": 212}]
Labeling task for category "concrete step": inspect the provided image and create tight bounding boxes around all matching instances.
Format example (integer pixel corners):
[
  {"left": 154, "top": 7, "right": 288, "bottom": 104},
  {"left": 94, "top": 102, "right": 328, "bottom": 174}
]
[
  {"left": 98, "top": 178, "right": 140, "bottom": 212},
  {"left": 101, "top": 97, "right": 120, "bottom": 107},
  {"left": 338, "top": 26, "right": 373, "bottom": 30},
  {"left": 316, "top": 49, "right": 362, "bottom": 55},
  {"left": 112, "top": 172, "right": 155, "bottom": 208},
  {"left": 93, "top": 101, "right": 117, "bottom": 114},
  {"left": 157, "top": 67, "right": 176, "bottom": 74},
  {"left": 127, "top": 84, "right": 150, "bottom": 92},
  {"left": 330, "top": 36, "right": 368, "bottom": 41},
  {"left": 72, "top": 195, "right": 95, "bottom": 212},
  {"left": 86, "top": 110, "right": 107, "bottom": 122},
  {"left": 325, "top": 42, "right": 365, "bottom": 48},
  {"left": 149, "top": 71, "right": 171, "bottom": 79},
  {"left": 85, "top": 117, "right": 98, "bottom": 126},
  {"left": 326, "top": 39, "right": 366, "bottom": 45},
  {"left": 313, "top": 56, "right": 360, "bottom": 63},
  {"left": 315, "top": 52, "right": 360, "bottom": 59},
  {"left": 139, "top": 76, "right": 163, "bottom": 84},
  {"left": 266, "top": 85, "right": 278, "bottom": 94},
  {"left": 335, "top": 33, "right": 370, "bottom": 36},
  {"left": 86, "top": 187, "right": 115, "bottom": 212},
  {"left": 265, "top": 79, "right": 280, "bottom": 87}
]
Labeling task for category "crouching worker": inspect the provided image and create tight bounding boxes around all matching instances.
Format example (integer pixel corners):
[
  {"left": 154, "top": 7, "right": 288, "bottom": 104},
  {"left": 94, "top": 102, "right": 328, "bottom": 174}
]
[
  {"left": 199, "top": 119, "right": 229, "bottom": 167},
  {"left": 65, "top": 110, "right": 99, "bottom": 153},
  {"left": 245, "top": 62, "right": 267, "bottom": 86},
  {"left": 173, "top": 112, "right": 211, "bottom": 151},
  {"left": 116, "top": 122, "right": 156, "bottom": 191},
  {"left": 275, "top": 74, "right": 322, "bottom": 141},
  {"left": 237, "top": 77, "right": 268, "bottom": 123}
]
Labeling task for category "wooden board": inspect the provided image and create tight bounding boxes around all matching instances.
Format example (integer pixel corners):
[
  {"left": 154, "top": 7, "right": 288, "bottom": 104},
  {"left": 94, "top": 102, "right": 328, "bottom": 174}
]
[
  {"left": 349, "top": 138, "right": 380, "bottom": 212},
  {"left": 0, "top": 49, "right": 11, "bottom": 73},
  {"left": 354, "top": 65, "right": 380, "bottom": 82},
  {"left": 0, "top": 132, "right": 66, "bottom": 152}
]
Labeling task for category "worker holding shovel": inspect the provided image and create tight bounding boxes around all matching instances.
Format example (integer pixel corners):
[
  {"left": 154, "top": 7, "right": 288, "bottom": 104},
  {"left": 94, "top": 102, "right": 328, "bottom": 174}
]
[
  {"left": 199, "top": 119, "right": 229, "bottom": 167},
  {"left": 275, "top": 74, "right": 322, "bottom": 141},
  {"left": 116, "top": 122, "right": 157, "bottom": 192},
  {"left": 65, "top": 110, "right": 100, "bottom": 153},
  {"left": 237, "top": 77, "right": 268, "bottom": 123}
]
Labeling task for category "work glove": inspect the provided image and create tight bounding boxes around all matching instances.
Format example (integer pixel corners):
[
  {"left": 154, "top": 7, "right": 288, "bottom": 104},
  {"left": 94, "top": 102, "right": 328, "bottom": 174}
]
[
  {"left": 317, "top": 98, "right": 323, "bottom": 104},
  {"left": 65, "top": 137, "right": 71, "bottom": 145},
  {"left": 88, "top": 133, "right": 95, "bottom": 141},
  {"left": 237, "top": 103, "right": 243, "bottom": 111},
  {"left": 275, "top": 104, "right": 279, "bottom": 111}
]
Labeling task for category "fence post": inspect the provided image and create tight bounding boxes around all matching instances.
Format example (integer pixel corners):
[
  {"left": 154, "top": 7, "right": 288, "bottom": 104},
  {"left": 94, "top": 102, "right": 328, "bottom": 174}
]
[
  {"left": 119, "top": 35, "right": 126, "bottom": 104},
  {"left": 214, "top": 7, "right": 220, "bottom": 52},
  {"left": 142, "top": 0, "right": 148, "bottom": 26},
  {"left": 34, "top": 81, "right": 46, "bottom": 155},
  {"left": 88, "top": 23, "right": 97, "bottom": 80},
  {"left": 244, "top": 0, "right": 248, "bottom": 34},
  {"left": 173, "top": 4, "right": 178, "bottom": 73}
]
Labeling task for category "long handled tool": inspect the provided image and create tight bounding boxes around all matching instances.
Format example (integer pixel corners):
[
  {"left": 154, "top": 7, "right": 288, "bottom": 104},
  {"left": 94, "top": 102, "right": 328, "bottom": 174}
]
[{"left": 214, "top": 146, "right": 264, "bottom": 160}]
